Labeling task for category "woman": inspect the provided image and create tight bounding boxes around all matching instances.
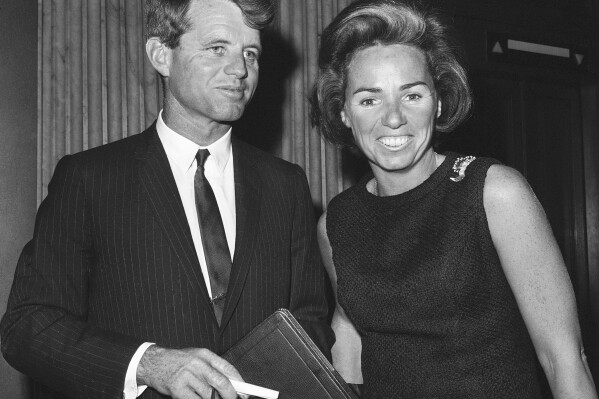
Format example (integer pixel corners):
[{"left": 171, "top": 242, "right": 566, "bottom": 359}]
[{"left": 310, "top": 0, "right": 597, "bottom": 398}]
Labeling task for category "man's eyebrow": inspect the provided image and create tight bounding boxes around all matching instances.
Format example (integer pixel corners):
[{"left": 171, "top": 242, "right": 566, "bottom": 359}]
[
  {"left": 245, "top": 41, "right": 262, "bottom": 54},
  {"left": 202, "top": 37, "right": 262, "bottom": 54},
  {"left": 351, "top": 81, "right": 429, "bottom": 96},
  {"left": 203, "top": 37, "right": 232, "bottom": 47}
]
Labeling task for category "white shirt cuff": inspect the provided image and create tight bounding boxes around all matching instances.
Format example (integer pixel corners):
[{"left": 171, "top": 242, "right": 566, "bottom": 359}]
[{"left": 123, "top": 342, "right": 155, "bottom": 399}]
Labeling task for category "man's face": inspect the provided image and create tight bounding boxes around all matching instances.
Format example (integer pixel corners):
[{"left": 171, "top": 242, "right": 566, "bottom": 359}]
[{"left": 165, "top": 0, "right": 261, "bottom": 128}]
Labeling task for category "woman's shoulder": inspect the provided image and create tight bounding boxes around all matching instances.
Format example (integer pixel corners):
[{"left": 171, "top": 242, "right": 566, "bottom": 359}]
[{"left": 483, "top": 163, "right": 536, "bottom": 211}]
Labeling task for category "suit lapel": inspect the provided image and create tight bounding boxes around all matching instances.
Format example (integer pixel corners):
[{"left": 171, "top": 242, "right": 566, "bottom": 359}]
[
  {"left": 135, "top": 125, "right": 212, "bottom": 304},
  {"left": 220, "top": 139, "right": 262, "bottom": 330}
]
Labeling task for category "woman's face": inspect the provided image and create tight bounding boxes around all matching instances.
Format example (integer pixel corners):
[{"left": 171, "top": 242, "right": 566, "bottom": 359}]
[{"left": 341, "top": 44, "right": 441, "bottom": 175}]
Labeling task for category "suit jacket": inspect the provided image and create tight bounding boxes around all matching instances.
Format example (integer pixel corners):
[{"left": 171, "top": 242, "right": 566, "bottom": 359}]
[{"left": 0, "top": 123, "right": 334, "bottom": 399}]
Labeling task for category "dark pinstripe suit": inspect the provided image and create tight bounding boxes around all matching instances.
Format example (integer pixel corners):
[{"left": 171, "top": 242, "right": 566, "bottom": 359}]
[{"left": 0, "top": 123, "right": 334, "bottom": 399}]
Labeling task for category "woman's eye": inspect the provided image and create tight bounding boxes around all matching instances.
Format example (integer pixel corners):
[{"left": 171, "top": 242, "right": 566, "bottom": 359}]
[
  {"left": 405, "top": 93, "right": 422, "bottom": 102},
  {"left": 360, "top": 98, "right": 376, "bottom": 106}
]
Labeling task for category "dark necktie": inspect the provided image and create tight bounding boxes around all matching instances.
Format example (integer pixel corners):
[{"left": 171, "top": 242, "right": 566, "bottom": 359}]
[{"left": 195, "top": 149, "right": 231, "bottom": 325}]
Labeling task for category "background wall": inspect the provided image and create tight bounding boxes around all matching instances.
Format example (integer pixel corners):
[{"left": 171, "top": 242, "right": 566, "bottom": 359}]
[{"left": 0, "top": 1, "right": 38, "bottom": 398}]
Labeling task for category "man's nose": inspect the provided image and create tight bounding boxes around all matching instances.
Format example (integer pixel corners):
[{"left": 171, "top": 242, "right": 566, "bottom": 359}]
[{"left": 224, "top": 53, "right": 248, "bottom": 79}]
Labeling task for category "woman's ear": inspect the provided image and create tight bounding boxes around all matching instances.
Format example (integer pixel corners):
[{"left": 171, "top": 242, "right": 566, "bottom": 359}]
[
  {"left": 436, "top": 99, "right": 442, "bottom": 118},
  {"left": 145, "top": 37, "right": 171, "bottom": 77},
  {"left": 340, "top": 109, "right": 351, "bottom": 128}
]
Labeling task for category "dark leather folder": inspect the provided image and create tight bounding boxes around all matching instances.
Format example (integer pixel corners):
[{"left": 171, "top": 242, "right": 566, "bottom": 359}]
[{"left": 222, "top": 309, "right": 358, "bottom": 399}]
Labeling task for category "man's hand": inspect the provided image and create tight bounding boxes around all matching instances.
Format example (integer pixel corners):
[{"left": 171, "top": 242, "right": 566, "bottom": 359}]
[{"left": 137, "top": 346, "right": 243, "bottom": 399}]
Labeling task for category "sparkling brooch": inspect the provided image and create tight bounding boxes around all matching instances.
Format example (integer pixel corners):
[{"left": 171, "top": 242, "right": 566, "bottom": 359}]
[{"left": 450, "top": 156, "right": 476, "bottom": 182}]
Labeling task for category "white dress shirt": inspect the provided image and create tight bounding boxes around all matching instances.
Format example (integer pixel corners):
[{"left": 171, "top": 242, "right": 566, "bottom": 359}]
[{"left": 123, "top": 111, "right": 237, "bottom": 398}]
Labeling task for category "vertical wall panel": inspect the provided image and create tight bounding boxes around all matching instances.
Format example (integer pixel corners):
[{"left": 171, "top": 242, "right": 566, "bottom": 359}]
[
  {"left": 69, "top": 0, "right": 83, "bottom": 153},
  {"left": 277, "top": 0, "right": 293, "bottom": 162},
  {"left": 106, "top": 0, "right": 122, "bottom": 143},
  {"left": 125, "top": 0, "right": 142, "bottom": 137},
  {"left": 40, "top": 0, "right": 52, "bottom": 201},
  {"left": 305, "top": 0, "right": 323, "bottom": 208},
  {"left": 291, "top": 1, "right": 305, "bottom": 167},
  {"left": 87, "top": 0, "right": 103, "bottom": 151},
  {"left": 582, "top": 84, "right": 599, "bottom": 375},
  {"left": 81, "top": 0, "right": 90, "bottom": 151},
  {"left": 53, "top": 0, "right": 66, "bottom": 164},
  {"left": 37, "top": 0, "right": 44, "bottom": 203}
]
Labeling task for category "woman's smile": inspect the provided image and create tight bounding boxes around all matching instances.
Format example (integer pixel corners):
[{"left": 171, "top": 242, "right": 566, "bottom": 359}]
[{"left": 377, "top": 135, "right": 412, "bottom": 150}]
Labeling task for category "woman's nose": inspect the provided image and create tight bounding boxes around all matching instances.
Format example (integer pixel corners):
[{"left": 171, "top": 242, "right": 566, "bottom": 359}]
[{"left": 381, "top": 102, "right": 406, "bottom": 129}]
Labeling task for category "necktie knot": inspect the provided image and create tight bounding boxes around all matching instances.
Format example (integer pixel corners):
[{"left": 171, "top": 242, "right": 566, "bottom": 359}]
[{"left": 196, "top": 149, "right": 210, "bottom": 169}]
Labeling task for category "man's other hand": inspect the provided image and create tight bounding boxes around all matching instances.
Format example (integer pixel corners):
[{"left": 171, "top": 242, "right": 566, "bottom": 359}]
[{"left": 137, "top": 346, "right": 243, "bottom": 399}]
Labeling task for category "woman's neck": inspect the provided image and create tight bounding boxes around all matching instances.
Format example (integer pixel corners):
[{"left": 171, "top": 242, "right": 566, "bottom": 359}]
[{"left": 372, "top": 151, "right": 444, "bottom": 197}]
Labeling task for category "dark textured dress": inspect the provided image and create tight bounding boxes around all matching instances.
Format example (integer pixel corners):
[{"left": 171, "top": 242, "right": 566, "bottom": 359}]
[{"left": 326, "top": 152, "right": 542, "bottom": 398}]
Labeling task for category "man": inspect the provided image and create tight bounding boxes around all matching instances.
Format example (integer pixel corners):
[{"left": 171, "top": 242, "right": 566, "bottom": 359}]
[{"left": 0, "top": 1, "right": 333, "bottom": 398}]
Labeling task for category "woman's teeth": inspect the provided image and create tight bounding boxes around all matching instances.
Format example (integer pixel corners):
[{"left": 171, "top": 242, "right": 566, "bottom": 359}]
[{"left": 378, "top": 136, "right": 409, "bottom": 147}]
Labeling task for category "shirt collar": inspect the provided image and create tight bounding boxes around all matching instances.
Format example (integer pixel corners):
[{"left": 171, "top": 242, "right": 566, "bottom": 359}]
[{"left": 156, "top": 110, "right": 232, "bottom": 173}]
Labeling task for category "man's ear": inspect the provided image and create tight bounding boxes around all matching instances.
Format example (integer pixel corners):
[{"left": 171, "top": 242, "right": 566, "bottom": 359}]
[
  {"left": 146, "top": 37, "right": 171, "bottom": 77},
  {"left": 340, "top": 109, "right": 351, "bottom": 128},
  {"left": 437, "top": 99, "right": 442, "bottom": 118}
]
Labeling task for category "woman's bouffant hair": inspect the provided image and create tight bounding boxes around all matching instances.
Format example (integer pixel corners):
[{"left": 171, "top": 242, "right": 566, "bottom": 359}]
[
  {"left": 310, "top": 0, "right": 472, "bottom": 149},
  {"left": 145, "top": 0, "right": 275, "bottom": 49}
]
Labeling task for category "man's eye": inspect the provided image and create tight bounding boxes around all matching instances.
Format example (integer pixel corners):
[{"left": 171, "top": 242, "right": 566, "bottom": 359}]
[
  {"left": 209, "top": 46, "right": 225, "bottom": 55},
  {"left": 244, "top": 50, "right": 259, "bottom": 62}
]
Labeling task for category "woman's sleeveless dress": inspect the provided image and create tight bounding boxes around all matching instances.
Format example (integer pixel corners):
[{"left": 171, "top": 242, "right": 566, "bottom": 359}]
[{"left": 326, "top": 152, "right": 542, "bottom": 398}]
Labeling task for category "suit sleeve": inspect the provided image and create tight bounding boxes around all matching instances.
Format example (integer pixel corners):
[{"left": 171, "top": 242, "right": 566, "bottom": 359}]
[
  {"left": 0, "top": 155, "right": 143, "bottom": 399},
  {"left": 287, "top": 165, "right": 335, "bottom": 360}
]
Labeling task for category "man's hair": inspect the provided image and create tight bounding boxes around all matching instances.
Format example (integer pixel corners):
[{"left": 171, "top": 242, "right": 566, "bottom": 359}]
[
  {"left": 310, "top": 0, "right": 472, "bottom": 150},
  {"left": 146, "top": 0, "right": 275, "bottom": 48}
]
